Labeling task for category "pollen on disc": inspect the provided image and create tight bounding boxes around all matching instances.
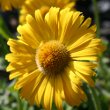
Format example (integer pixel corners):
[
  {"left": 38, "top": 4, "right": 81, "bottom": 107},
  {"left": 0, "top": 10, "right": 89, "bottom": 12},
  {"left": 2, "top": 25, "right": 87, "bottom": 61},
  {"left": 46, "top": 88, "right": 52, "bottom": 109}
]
[{"left": 36, "top": 40, "right": 71, "bottom": 75}]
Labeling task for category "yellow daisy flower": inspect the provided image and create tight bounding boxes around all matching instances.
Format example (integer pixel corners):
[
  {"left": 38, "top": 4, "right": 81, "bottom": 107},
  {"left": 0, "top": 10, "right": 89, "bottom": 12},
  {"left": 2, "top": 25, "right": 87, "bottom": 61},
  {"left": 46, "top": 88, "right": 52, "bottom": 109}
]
[
  {"left": 19, "top": 0, "right": 76, "bottom": 23},
  {"left": 6, "top": 7, "right": 103, "bottom": 110},
  {"left": 0, "top": 0, "right": 25, "bottom": 11}
]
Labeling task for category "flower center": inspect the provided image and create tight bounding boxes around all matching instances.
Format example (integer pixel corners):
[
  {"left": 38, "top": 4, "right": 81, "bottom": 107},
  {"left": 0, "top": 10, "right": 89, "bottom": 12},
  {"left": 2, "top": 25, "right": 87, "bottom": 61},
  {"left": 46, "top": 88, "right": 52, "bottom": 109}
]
[{"left": 36, "top": 40, "right": 71, "bottom": 75}]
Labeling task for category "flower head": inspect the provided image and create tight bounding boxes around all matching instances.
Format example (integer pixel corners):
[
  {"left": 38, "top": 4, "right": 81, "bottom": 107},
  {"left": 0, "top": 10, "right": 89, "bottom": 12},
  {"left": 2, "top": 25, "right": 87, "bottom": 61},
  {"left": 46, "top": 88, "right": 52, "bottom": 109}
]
[
  {"left": 19, "top": 0, "right": 76, "bottom": 23},
  {"left": 0, "top": 0, "right": 25, "bottom": 11},
  {"left": 6, "top": 7, "right": 103, "bottom": 110}
]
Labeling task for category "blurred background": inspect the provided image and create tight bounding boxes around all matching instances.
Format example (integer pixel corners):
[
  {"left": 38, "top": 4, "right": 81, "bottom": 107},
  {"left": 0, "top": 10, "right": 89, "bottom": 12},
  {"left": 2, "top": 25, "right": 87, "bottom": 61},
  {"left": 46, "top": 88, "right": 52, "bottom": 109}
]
[{"left": 0, "top": 0, "right": 110, "bottom": 110}]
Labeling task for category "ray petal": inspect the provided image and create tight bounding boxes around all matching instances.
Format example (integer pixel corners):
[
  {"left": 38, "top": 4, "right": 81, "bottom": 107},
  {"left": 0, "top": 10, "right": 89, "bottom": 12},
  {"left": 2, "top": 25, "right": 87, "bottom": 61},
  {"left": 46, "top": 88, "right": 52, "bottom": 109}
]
[{"left": 43, "top": 75, "right": 54, "bottom": 110}]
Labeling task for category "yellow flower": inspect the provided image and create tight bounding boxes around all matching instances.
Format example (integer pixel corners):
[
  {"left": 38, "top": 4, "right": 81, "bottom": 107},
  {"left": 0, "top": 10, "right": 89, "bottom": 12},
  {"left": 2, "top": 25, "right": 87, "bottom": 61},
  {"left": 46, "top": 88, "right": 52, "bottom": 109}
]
[
  {"left": 0, "top": 0, "right": 25, "bottom": 11},
  {"left": 6, "top": 7, "right": 103, "bottom": 110},
  {"left": 19, "top": 0, "right": 76, "bottom": 23}
]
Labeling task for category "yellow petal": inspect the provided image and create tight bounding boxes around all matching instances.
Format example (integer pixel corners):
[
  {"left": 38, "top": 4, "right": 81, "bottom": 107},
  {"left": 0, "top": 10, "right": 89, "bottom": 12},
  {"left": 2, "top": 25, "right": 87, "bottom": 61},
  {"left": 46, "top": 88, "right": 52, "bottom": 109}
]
[
  {"left": 45, "top": 7, "right": 60, "bottom": 40},
  {"left": 6, "top": 61, "right": 36, "bottom": 76},
  {"left": 70, "top": 61, "right": 97, "bottom": 76},
  {"left": 35, "top": 10, "right": 51, "bottom": 41},
  {"left": 66, "top": 19, "right": 97, "bottom": 46},
  {"left": 71, "top": 83, "right": 87, "bottom": 101},
  {"left": 62, "top": 73, "right": 82, "bottom": 106},
  {"left": 59, "top": 8, "right": 73, "bottom": 43},
  {"left": 43, "top": 76, "right": 54, "bottom": 110},
  {"left": 68, "top": 33, "right": 95, "bottom": 51},
  {"left": 65, "top": 68, "right": 87, "bottom": 101},
  {"left": 74, "top": 71, "right": 95, "bottom": 86},
  {"left": 7, "top": 39, "right": 35, "bottom": 54},
  {"left": 60, "top": 11, "right": 82, "bottom": 45},
  {"left": 35, "top": 75, "right": 49, "bottom": 105},
  {"left": 28, "top": 73, "right": 45, "bottom": 106},
  {"left": 17, "top": 24, "right": 39, "bottom": 49},
  {"left": 9, "top": 71, "right": 23, "bottom": 80},
  {"left": 64, "top": 13, "right": 84, "bottom": 46},
  {"left": 89, "top": 24, "right": 97, "bottom": 32},
  {"left": 19, "top": 72, "right": 44, "bottom": 106},
  {"left": 65, "top": 68, "right": 82, "bottom": 86},
  {"left": 71, "top": 56, "right": 98, "bottom": 61},
  {"left": 54, "top": 75, "right": 63, "bottom": 110},
  {"left": 20, "top": 79, "right": 36, "bottom": 105},
  {"left": 71, "top": 47, "right": 100, "bottom": 58},
  {"left": 14, "top": 69, "right": 39, "bottom": 89},
  {"left": 5, "top": 53, "right": 34, "bottom": 64},
  {"left": 80, "top": 17, "right": 92, "bottom": 29},
  {"left": 26, "top": 14, "right": 46, "bottom": 42}
]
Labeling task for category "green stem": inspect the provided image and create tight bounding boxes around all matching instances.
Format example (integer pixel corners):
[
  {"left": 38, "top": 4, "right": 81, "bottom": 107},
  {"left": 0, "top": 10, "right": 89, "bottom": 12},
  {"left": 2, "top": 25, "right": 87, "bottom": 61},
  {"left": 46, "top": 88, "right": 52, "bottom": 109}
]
[
  {"left": 0, "top": 15, "right": 12, "bottom": 40},
  {"left": 17, "top": 95, "right": 23, "bottom": 110},
  {"left": 17, "top": 93, "right": 29, "bottom": 110},
  {"left": 88, "top": 86, "right": 101, "bottom": 110},
  {"left": 90, "top": 2, "right": 102, "bottom": 109},
  {"left": 92, "top": 0, "right": 100, "bottom": 37},
  {"left": 0, "top": 28, "right": 10, "bottom": 40}
]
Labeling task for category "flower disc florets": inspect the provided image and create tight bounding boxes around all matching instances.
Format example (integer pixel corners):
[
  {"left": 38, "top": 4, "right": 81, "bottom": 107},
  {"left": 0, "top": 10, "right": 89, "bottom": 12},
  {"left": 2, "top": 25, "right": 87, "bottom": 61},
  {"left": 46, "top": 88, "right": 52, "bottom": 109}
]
[{"left": 36, "top": 40, "right": 71, "bottom": 75}]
